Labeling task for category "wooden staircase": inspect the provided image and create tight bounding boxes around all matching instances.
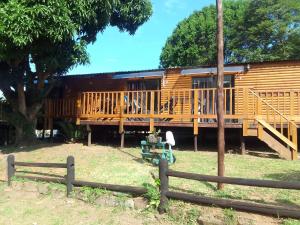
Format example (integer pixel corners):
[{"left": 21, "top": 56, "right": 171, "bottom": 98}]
[{"left": 243, "top": 90, "right": 298, "bottom": 160}]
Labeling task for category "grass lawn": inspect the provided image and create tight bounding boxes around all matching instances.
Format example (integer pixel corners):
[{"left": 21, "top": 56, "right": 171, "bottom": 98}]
[{"left": 0, "top": 143, "right": 299, "bottom": 224}]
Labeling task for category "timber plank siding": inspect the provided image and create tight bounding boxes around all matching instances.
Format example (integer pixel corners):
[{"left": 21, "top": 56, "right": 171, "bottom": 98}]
[{"left": 235, "top": 61, "right": 300, "bottom": 119}]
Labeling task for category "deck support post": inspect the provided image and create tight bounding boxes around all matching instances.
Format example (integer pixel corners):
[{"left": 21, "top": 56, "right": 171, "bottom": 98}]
[
  {"left": 194, "top": 135, "right": 198, "bottom": 152},
  {"left": 120, "top": 132, "right": 125, "bottom": 149},
  {"left": 240, "top": 129, "right": 246, "bottom": 155},
  {"left": 87, "top": 125, "right": 92, "bottom": 146}
]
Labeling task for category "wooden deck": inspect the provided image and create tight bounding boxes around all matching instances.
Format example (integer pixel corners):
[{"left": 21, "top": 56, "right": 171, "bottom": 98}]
[{"left": 45, "top": 87, "right": 299, "bottom": 159}]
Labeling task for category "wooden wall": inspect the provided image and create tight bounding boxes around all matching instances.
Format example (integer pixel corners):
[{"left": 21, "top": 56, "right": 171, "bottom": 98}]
[
  {"left": 235, "top": 61, "right": 300, "bottom": 90},
  {"left": 62, "top": 75, "right": 126, "bottom": 98},
  {"left": 234, "top": 61, "right": 300, "bottom": 116}
]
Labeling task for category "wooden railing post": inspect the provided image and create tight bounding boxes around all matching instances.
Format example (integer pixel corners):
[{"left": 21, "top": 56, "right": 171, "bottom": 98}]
[
  {"left": 291, "top": 124, "right": 298, "bottom": 160},
  {"left": 119, "top": 92, "right": 125, "bottom": 148},
  {"left": 290, "top": 91, "right": 294, "bottom": 117},
  {"left": 76, "top": 93, "right": 82, "bottom": 125},
  {"left": 193, "top": 90, "right": 199, "bottom": 151},
  {"left": 66, "top": 156, "right": 75, "bottom": 197},
  {"left": 7, "top": 155, "right": 15, "bottom": 186},
  {"left": 158, "top": 159, "right": 169, "bottom": 214},
  {"left": 257, "top": 98, "right": 263, "bottom": 139},
  {"left": 242, "top": 88, "right": 249, "bottom": 136},
  {"left": 150, "top": 91, "right": 155, "bottom": 133}
]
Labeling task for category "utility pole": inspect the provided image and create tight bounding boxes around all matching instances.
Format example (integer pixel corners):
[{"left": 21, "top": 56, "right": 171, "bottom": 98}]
[{"left": 216, "top": 0, "right": 225, "bottom": 190}]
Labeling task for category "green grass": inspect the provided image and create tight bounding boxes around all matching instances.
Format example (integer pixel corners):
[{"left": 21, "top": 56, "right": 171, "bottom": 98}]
[{"left": 0, "top": 143, "right": 300, "bottom": 211}]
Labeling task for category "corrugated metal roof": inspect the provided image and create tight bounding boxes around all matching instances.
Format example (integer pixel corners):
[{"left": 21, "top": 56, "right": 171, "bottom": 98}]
[
  {"left": 181, "top": 66, "right": 245, "bottom": 75},
  {"left": 112, "top": 70, "right": 165, "bottom": 79}
]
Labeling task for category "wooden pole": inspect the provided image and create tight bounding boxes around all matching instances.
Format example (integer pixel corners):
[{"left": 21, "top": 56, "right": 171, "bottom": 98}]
[
  {"left": 216, "top": 0, "right": 225, "bottom": 190},
  {"left": 7, "top": 155, "right": 15, "bottom": 186},
  {"left": 158, "top": 159, "right": 169, "bottom": 214},
  {"left": 66, "top": 156, "right": 75, "bottom": 197}
]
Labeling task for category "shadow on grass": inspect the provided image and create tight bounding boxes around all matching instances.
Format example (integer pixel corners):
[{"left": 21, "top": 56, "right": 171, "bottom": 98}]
[
  {"left": 0, "top": 139, "right": 65, "bottom": 154},
  {"left": 15, "top": 170, "right": 65, "bottom": 178},
  {"left": 264, "top": 170, "right": 300, "bottom": 182}
]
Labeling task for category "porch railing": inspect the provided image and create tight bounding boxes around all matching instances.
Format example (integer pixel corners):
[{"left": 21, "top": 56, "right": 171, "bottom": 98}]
[
  {"left": 45, "top": 88, "right": 300, "bottom": 123},
  {"left": 77, "top": 88, "right": 245, "bottom": 121}
]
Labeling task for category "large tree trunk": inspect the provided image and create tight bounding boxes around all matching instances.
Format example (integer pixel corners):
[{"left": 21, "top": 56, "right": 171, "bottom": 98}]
[
  {"left": 10, "top": 80, "right": 42, "bottom": 145},
  {"left": 15, "top": 117, "right": 37, "bottom": 145}
]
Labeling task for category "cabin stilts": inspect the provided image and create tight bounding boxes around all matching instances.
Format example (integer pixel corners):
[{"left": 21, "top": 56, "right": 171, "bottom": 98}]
[
  {"left": 240, "top": 129, "right": 246, "bottom": 155},
  {"left": 194, "top": 135, "right": 198, "bottom": 152},
  {"left": 120, "top": 132, "right": 125, "bottom": 149},
  {"left": 87, "top": 125, "right": 92, "bottom": 146}
]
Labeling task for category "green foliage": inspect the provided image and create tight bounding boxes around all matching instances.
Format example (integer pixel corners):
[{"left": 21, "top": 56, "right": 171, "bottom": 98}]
[
  {"left": 56, "top": 121, "right": 86, "bottom": 142},
  {"left": 282, "top": 219, "right": 300, "bottom": 225},
  {"left": 160, "top": 0, "right": 300, "bottom": 67},
  {"left": 79, "top": 186, "right": 107, "bottom": 204},
  {"left": 0, "top": 0, "right": 152, "bottom": 143},
  {"left": 223, "top": 208, "right": 238, "bottom": 225},
  {"left": 143, "top": 178, "right": 160, "bottom": 209},
  {"left": 167, "top": 204, "right": 201, "bottom": 225}
]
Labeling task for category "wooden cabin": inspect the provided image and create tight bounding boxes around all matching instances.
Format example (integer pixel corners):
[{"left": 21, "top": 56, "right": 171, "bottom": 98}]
[{"left": 45, "top": 60, "right": 300, "bottom": 160}]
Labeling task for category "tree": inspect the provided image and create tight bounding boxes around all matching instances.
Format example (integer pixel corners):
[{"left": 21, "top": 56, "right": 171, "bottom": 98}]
[
  {"left": 0, "top": 0, "right": 152, "bottom": 144},
  {"left": 160, "top": 0, "right": 300, "bottom": 68}
]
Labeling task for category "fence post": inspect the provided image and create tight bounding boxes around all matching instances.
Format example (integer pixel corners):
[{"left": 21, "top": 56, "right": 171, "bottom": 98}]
[
  {"left": 7, "top": 155, "right": 15, "bottom": 186},
  {"left": 66, "top": 156, "right": 75, "bottom": 197},
  {"left": 158, "top": 159, "right": 169, "bottom": 214}
]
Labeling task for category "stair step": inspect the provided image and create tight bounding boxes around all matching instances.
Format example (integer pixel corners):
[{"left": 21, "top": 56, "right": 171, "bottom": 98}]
[{"left": 260, "top": 130, "right": 292, "bottom": 160}]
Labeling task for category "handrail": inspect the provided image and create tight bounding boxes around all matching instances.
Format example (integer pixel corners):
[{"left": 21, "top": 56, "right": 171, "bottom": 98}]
[
  {"left": 248, "top": 89, "right": 298, "bottom": 159},
  {"left": 249, "top": 89, "right": 295, "bottom": 125}
]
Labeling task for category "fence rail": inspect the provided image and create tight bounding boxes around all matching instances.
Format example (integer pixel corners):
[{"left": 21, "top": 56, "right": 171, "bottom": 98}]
[
  {"left": 7, "top": 156, "right": 300, "bottom": 219},
  {"left": 159, "top": 160, "right": 300, "bottom": 219}
]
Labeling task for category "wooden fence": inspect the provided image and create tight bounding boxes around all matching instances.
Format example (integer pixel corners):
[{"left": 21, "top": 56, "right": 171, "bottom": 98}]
[
  {"left": 7, "top": 156, "right": 300, "bottom": 219},
  {"left": 158, "top": 160, "right": 300, "bottom": 219}
]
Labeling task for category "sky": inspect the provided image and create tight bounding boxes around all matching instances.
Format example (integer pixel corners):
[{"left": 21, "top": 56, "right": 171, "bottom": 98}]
[
  {"left": 69, "top": 0, "right": 214, "bottom": 75},
  {"left": 0, "top": 0, "right": 214, "bottom": 98}
]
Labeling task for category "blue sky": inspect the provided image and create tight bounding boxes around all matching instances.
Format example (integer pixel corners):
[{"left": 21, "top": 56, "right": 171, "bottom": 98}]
[{"left": 69, "top": 0, "right": 214, "bottom": 75}]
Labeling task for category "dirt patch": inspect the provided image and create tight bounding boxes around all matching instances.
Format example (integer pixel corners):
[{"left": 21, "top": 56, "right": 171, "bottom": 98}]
[{"left": 0, "top": 182, "right": 171, "bottom": 225}]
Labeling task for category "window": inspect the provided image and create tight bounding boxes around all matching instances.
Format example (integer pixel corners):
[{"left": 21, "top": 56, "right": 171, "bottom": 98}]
[
  {"left": 127, "top": 79, "right": 160, "bottom": 91},
  {"left": 192, "top": 75, "right": 233, "bottom": 89}
]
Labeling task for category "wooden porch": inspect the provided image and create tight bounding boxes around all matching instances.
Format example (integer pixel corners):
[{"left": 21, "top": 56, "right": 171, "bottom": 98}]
[{"left": 45, "top": 87, "right": 299, "bottom": 160}]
